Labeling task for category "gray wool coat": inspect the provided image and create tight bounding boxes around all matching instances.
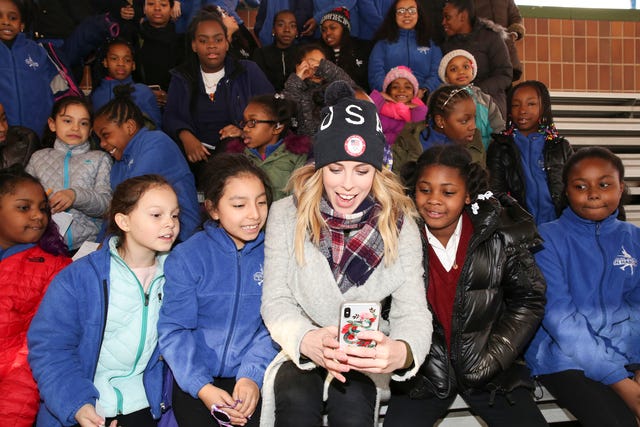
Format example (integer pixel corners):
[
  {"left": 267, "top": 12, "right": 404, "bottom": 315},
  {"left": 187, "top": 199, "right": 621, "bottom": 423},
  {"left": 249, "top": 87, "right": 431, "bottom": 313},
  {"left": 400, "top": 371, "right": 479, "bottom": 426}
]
[{"left": 260, "top": 196, "right": 432, "bottom": 426}]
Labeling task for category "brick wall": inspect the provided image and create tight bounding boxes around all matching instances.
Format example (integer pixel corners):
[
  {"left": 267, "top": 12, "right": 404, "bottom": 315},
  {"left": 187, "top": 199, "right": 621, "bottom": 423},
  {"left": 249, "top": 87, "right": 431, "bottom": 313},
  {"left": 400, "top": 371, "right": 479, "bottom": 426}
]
[{"left": 517, "top": 7, "right": 640, "bottom": 91}]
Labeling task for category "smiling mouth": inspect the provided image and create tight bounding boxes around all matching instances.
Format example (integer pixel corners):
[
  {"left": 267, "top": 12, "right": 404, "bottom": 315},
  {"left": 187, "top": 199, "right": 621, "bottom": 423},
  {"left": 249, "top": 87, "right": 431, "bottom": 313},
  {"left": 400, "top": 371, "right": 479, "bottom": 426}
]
[{"left": 241, "top": 224, "right": 260, "bottom": 232}]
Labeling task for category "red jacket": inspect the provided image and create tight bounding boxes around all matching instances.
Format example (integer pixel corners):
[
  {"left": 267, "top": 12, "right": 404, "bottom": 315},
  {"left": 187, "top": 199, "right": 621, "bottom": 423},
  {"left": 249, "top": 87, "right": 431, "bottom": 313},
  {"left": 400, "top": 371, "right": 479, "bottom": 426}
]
[{"left": 0, "top": 245, "right": 70, "bottom": 426}]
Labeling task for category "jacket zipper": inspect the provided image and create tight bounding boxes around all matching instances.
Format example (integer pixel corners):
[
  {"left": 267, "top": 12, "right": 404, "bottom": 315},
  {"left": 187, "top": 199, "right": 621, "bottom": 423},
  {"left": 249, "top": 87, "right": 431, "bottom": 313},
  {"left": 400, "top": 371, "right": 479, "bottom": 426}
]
[
  {"left": 216, "top": 251, "right": 242, "bottom": 377},
  {"left": 110, "top": 263, "right": 162, "bottom": 414},
  {"left": 63, "top": 150, "right": 73, "bottom": 248},
  {"left": 595, "top": 222, "right": 608, "bottom": 331}
]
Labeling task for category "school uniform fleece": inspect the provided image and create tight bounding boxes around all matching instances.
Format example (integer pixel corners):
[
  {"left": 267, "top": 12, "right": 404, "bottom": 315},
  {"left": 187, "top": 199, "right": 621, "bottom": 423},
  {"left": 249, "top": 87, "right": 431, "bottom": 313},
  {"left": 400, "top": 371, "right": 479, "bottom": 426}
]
[
  {"left": 368, "top": 29, "right": 443, "bottom": 94},
  {"left": 525, "top": 208, "right": 640, "bottom": 385},
  {"left": 158, "top": 223, "right": 277, "bottom": 398}
]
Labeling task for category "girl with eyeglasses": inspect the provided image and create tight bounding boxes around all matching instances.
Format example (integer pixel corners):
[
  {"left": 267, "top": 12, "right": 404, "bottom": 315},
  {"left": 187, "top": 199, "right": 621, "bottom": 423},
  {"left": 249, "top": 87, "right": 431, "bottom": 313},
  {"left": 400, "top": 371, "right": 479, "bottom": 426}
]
[
  {"left": 368, "top": 0, "right": 443, "bottom": 102},
  {"left": 225, "top": 94, "right": 312, "bottom": 201}
]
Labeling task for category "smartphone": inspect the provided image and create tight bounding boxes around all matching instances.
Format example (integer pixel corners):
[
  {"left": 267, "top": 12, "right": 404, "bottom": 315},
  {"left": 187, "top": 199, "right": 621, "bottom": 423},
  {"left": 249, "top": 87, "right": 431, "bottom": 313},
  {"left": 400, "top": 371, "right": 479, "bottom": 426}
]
[
  {"left": 148, "top": 84, "right": 162, "bottom": 91},
  {"left": 338, "top": 302, "right": 381, "bottom": 349}
]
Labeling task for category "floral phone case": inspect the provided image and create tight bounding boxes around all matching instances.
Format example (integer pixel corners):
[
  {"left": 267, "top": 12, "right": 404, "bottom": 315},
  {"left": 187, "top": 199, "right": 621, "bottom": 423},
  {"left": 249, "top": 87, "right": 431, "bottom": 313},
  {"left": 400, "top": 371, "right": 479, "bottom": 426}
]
[{"left": 339, "top": 302, "right": 381, "bottom": 349}]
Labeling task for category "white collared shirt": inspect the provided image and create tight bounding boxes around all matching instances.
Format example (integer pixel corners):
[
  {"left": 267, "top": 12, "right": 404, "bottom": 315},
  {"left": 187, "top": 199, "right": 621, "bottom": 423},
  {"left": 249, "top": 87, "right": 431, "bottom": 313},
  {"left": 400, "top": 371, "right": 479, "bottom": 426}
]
[{"left": 425, "top": 215, "right": 463, "bottom": 272}]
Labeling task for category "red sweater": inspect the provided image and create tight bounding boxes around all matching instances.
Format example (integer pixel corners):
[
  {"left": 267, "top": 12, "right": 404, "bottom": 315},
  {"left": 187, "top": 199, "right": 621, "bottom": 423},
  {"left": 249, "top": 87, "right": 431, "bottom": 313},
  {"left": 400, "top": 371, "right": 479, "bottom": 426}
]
[
  {"left": 0, "top": 245, "right": 70, "bottom": 426},
  {"left": 426, "top": 213, "right": 473, "bottom": 350}
]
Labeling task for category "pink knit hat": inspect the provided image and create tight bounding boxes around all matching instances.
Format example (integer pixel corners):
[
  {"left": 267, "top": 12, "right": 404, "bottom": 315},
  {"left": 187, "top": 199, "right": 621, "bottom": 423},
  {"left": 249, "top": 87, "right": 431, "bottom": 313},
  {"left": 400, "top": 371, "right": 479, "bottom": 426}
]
[{"left": 382, "top": 66, "right": 419, "bottom": 97}]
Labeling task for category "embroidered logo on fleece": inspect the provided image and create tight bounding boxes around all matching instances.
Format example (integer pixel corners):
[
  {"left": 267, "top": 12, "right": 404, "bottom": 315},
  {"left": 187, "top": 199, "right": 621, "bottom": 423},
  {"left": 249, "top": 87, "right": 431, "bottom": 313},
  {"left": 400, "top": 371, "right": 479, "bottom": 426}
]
[
  {"left": 417, "top": 46, "right": 431, "bottom": 55},
  {"left": 25, "top": 55, "right": 39, "bottom": 69},
  {"left": 253, "top": 264, "right": 264, "bottom": 286},
  {"left": 613, "top": 246, "right": 637, "bottom": 274}
]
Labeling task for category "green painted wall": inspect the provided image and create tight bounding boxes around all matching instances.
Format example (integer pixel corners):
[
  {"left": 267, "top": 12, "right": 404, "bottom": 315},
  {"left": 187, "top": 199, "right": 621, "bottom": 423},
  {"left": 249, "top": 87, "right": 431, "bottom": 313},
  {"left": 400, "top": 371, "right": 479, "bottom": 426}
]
[{"left": 519, "top": 5, "right": 640, "bottom": 21}]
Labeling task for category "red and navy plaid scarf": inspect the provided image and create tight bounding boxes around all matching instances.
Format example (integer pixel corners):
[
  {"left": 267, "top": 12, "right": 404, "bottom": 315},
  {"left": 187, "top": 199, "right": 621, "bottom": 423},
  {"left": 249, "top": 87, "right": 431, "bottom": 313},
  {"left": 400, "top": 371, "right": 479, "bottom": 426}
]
[{"left": 319, "top": 196, "right": 385, "bottom": 293}]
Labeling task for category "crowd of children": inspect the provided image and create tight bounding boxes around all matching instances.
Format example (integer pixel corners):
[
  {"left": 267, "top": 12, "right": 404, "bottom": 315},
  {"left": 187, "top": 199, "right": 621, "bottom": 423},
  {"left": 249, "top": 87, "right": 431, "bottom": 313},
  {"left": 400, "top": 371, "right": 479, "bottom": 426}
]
[{"left": 0, "top": 0, "right": 639, "bottom": 426}]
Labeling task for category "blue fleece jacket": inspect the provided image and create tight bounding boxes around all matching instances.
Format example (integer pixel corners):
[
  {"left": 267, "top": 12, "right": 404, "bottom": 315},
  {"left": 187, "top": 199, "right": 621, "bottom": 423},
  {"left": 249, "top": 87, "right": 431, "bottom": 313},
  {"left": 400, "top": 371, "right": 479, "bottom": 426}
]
[
  {"left": 91, "top": 76, "right": 162, "bottom": 128},
  {"left": 0, "top": 33, "right": 58, "bottom": 137},
  {"left": 513, "top": 130, "right": 556, "bottom": 225},
  {"left": 27, "top": 240, "right": 166, "bottom": 427},
  {"left": 525, "top": 208, "right": 640, "bottom": 385},
  {"left": 110, "top": 127, "right": 200, "bottom": 241},
  {"left": 158, "top": 222, "right": 278, "bottom": 398},
  {"left": 368, "top": 29, "right": 442, "bottom": 93}
]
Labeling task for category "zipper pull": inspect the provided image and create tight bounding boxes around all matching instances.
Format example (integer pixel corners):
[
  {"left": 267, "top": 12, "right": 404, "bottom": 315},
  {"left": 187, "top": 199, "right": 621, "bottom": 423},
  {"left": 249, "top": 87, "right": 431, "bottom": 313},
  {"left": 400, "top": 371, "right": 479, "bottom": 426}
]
[{"left": 144, "top": 292, "right": 150, "bottom": 306}]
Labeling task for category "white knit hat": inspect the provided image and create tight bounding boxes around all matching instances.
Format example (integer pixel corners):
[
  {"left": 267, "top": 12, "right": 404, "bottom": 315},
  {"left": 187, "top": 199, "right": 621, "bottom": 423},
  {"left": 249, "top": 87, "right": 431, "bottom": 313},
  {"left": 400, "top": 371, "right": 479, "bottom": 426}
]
[{"left": 438, "top": 49, "right": 477, "bottom": 83}]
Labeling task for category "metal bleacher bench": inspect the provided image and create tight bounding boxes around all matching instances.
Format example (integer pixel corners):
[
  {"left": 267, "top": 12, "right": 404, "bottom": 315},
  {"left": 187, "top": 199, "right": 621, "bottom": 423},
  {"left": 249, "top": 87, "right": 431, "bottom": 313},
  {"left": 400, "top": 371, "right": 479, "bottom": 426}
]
[
  {"left": 372, "top": 384, "right": 576, "bottom": 426},
  {"left": 551, "top": 91, "right": 640, "bottom": 226}
]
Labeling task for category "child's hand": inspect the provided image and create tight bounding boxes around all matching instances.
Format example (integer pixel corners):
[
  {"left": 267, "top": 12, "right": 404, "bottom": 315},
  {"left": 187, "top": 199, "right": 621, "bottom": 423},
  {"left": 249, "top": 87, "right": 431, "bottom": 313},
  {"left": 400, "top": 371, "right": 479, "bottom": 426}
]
[
  {"left": 171, "top": 0, "right": 182, "bottom": 20},
  {"left": 611, "top": 378, "right": 640, "bottom": 419},
  {"left": 198, "top": 383, "right": 248, "bottom": 426},
  {"left": 233, "top": 377, "right": 260, "bottom": 419},
  {"left": 74, "top": 403, "right": 105, "bottom": 427},
  {"left": 179, "top": 130, "right": 210, "bottom": 163},
  {"left": 120, "top": 5, "right": 135, "bottom": 21},
  {"left": 295, "top": 60, "right": 317, "bottom": 81},
  {"left": 417, "top": 88, "right": 427, "bottom": 100},
  {"left": 301, "top": 17, "right": 317, "bottom": 37},
  {"left": 342, "top": 332, "right": 408, "bottom": 374},
  {"left": 219, "top": 124, "right": 242, "bottom": 140},
  {"left": 300, "top": 326, "right": 350, "bottom": 383},
  {"left": 151, "top": 88, "right": 167, "bottom": 107},
  {"left": 49, "top": 189, "right": 76, "bottom": 213},
  {"left": 380, "top": 92, "right": 396, "bottom": 103}
]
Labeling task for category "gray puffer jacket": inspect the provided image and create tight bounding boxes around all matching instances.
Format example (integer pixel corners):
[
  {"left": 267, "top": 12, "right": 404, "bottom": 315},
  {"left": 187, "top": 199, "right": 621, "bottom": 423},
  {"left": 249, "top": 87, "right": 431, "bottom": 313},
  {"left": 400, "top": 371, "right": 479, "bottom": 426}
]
[{"left": 26, "top": 139, "right": 112, "bottom": 249}]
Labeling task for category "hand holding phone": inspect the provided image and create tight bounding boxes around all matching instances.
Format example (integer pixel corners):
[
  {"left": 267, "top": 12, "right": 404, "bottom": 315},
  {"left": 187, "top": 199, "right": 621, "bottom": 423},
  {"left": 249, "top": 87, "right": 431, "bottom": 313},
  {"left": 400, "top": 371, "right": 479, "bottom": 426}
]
[{"left": 339, "top": 302, "right": 381, "bottom": 349}]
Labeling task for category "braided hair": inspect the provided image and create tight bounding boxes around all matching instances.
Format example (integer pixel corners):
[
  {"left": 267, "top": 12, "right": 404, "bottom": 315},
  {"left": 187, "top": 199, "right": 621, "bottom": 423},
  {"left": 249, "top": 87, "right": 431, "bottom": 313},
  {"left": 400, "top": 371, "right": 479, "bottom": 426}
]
[
  {"left": 402, "top": 144, "right": 487, "bottom": 201},
  {"left": 427, "top": 84, "right": 473, "bottom": 124},
  {"left": 94, "top": 84, "right": 146, "bottom": 129},
  {"left": 503, "top": 80, "right": 559, "bottom": 141}
]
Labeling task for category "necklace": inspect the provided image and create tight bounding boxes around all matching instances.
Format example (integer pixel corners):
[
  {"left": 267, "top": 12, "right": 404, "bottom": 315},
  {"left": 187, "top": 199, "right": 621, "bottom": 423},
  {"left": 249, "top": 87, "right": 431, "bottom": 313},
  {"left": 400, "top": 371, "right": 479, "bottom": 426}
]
[{"left": 201, "top": 72, "right": 218, "bottom": 102}]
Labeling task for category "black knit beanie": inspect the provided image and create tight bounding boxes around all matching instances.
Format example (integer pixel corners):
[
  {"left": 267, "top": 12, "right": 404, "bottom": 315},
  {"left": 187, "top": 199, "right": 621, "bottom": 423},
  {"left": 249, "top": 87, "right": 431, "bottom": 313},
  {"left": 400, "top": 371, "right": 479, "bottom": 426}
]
[{"left": 314, "top": 81, "right": 385, "bottom": 170}]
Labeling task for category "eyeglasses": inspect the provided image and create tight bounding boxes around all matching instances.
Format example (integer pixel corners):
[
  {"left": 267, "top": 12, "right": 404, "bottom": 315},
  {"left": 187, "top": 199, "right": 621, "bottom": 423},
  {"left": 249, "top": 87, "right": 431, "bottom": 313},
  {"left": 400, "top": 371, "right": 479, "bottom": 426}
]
[
  {"left": 211, "top": 400, "right": 242, "bottom": 427},
  {"left": 396, "top": 7, "right": 418, "bottom": 15},
  {"left": 240, "top": 119, "right": 277, "bottom": 128}
]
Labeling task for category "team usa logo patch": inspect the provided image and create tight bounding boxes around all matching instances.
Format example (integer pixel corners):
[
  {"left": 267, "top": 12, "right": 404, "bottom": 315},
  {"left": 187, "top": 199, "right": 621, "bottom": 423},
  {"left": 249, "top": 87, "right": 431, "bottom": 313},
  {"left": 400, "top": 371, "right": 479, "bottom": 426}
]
[
  {"left": 344, "top": 135, "right": 366, "bottom": 157},
  {"left": 613, "top": 246, "right": 637, "bottom": 274}
]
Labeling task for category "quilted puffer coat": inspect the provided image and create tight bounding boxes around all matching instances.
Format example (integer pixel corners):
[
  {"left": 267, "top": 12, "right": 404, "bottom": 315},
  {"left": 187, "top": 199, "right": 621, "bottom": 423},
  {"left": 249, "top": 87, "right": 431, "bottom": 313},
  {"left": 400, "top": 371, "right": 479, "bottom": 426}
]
[
  {"left": 0, "top": 245, "right": 70, "bottom": 426},
  {"left": 26, "top": 139, "right": 112, "bottom": 249},
  {"left": 395, "top": 193, "right": 546, "bottom": 399}
]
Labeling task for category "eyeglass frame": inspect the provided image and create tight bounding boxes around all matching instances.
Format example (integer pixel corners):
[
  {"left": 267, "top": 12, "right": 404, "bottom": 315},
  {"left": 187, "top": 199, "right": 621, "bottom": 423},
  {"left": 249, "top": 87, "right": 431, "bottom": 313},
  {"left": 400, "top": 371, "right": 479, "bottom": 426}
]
[
  {"left": 395, "top": 6, "right": 418, "bottom": 15},
  {"left": 239, "top": 119, "right": 278, "bottom": 129}
]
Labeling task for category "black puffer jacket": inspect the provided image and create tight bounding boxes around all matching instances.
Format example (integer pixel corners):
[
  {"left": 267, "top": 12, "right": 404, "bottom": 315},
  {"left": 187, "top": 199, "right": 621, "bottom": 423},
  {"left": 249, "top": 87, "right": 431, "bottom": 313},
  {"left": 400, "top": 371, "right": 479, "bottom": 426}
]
[
  {"left": 398, "top": 193, "right": 546, "bottom": 400},
  {"left": 487, "top": 133, "right": 573, "bottom": 217}
]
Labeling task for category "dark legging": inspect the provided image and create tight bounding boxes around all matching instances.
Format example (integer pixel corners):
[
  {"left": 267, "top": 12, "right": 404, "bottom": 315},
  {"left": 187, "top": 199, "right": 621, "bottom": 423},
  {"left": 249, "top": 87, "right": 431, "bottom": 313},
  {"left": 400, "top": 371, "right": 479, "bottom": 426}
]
[
  {"left": 274, "top": 361, "right": 377, "bottom": 427},
  {"left": 384, "top": 386, "right": 547, "bottom": 427},
  {"left": 539, "top": 369, "right": 637, "bottom": 427},
  {"left": 71, "top": 407, "right": 157, "bottom": 427},
  {"left": 172, "top": 377, "right": 261, "bottom": 427}
]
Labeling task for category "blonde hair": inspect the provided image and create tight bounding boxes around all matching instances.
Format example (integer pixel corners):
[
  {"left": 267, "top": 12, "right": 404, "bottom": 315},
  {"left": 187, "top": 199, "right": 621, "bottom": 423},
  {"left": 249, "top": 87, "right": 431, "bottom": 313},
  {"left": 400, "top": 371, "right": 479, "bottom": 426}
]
[{"left": 287, "top": 164, "right": 416, "bottom": 266}]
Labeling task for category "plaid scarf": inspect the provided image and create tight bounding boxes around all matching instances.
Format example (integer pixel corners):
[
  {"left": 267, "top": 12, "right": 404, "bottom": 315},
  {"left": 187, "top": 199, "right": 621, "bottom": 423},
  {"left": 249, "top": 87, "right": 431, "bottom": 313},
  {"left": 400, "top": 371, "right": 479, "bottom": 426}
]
[{"left": 319, "top": 196, "right": 385, "bottom": 293}]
